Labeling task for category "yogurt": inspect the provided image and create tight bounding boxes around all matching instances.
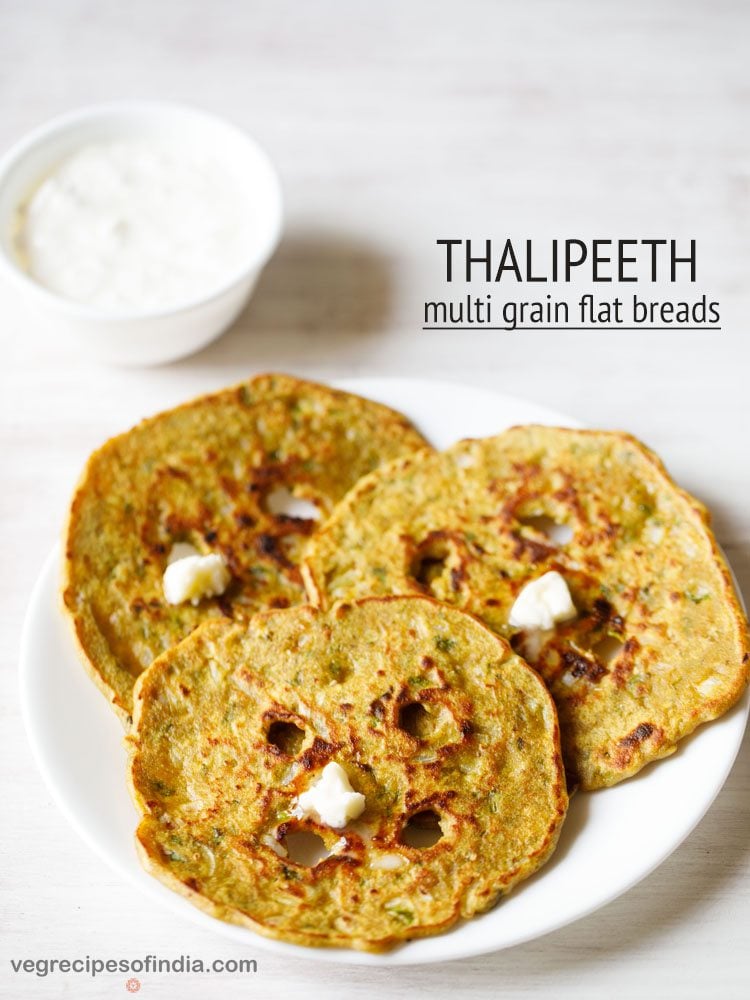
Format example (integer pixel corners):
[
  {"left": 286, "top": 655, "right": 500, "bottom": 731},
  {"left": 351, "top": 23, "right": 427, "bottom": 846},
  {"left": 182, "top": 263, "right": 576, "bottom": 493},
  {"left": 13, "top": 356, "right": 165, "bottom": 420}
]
[{"left": 14, "top": 140, "right": 255, "bottom": 311}]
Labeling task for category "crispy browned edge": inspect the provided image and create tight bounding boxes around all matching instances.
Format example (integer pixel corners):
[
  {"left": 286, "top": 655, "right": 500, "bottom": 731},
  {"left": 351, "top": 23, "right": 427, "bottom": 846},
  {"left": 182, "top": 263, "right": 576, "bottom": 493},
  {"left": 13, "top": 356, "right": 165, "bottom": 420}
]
[
  {"left": 60, "top": 373, "right": 430, "bottom": 727},
  {"left": 302, "top": 427, "right": 750, "bottom": 790},
  {"left": 125, "top": 594, "right": 568, "bottom": 951}
]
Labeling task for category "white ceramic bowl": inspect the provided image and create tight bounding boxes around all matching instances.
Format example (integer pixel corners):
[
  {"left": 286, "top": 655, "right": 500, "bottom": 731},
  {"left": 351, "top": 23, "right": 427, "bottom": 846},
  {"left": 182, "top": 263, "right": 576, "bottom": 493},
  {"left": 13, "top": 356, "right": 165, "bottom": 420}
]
[{"left": 0, "top": 102, "right": 283, "bottom": 365}]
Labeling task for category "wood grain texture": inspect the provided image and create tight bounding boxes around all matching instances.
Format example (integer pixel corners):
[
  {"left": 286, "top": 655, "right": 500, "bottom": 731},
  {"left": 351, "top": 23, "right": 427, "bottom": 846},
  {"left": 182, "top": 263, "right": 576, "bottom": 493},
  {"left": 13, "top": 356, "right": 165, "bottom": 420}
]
[{"left": 1, "top": 0, "right": 749, "bottom": 997}]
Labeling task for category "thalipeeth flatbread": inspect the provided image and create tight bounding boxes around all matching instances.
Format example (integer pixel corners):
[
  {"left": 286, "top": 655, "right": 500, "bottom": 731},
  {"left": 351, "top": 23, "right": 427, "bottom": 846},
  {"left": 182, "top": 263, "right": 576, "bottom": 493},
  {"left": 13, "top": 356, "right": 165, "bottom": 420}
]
[
  {"left": 63, "top": 374, "right": 429, "bottom": 719},
  {"left": 303, "top": 426, "right": 749, "bottom": 790},
  {"left": 128, "top": 597, "right": 567, "bottom": 951}
]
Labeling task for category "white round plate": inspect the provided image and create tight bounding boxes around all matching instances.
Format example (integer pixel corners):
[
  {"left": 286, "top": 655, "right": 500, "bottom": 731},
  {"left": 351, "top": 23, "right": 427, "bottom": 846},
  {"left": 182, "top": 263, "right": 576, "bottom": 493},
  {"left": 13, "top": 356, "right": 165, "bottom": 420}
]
[{"left": 19, "top": 377, "right": 749, "bottom": 966}]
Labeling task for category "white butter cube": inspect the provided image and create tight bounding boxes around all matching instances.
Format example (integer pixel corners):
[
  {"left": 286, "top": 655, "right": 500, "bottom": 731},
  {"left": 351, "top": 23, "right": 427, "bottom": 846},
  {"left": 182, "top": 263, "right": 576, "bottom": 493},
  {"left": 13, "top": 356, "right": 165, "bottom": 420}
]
[
  {"left": 509, "top": 571, "right": 577, "bottom": 630},
  {"left": 293, "top": 762, "right": 365, "bottom": 829},
  {"left": 163, "top": 552, "right": 230, "bottom": 606}
]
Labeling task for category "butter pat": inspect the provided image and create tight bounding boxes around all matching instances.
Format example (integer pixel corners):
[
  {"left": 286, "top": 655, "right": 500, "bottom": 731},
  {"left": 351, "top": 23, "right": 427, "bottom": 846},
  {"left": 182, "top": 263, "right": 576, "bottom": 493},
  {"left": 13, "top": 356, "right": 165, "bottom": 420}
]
[
  {"left": 293, "top": 762, "right": 365, "bottom": 829},
  {"left": 163, "top": 552, "right": 230, "bottom": 606},
  {"left": 509, "top": 571, "right": 577, "bottom": 630}
]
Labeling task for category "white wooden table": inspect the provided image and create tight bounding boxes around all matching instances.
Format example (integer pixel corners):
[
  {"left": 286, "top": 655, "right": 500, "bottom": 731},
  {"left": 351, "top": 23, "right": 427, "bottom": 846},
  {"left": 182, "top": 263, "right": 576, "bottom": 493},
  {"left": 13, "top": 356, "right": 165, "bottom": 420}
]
[{"left": 2, "top": 1, "right": 749, "bottom": 997}]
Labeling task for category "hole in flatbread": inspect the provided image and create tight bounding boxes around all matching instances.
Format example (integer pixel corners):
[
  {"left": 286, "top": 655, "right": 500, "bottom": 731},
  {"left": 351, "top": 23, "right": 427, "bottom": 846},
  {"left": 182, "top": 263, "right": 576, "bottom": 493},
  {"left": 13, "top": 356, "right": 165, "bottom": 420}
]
[
  {"left": 412, "top": 554, "right": 447, "bottom": 589},
  {"left": 267, "top": 720, "right": 305, "bottom": 756},
  {"left": 264, "top": 486, "right": 320, "bottom": 521},
  {"left": 510, "top": 627, "right": 553, "bottom": 663},
  {"left": 454, "top": 449, "right": 476, "bottom": 469},
  {"left": 167, "top": 541, "right": 200, "bottom": 564},
  {"left": 398, "top": 702, "right": 434, "bottom": 739},
  {"left": 400, "top": 810, "right": 443, "bottom": 849},
  {"left": 410, "top": 537, "right": 456, "bottom": 596},
  {"left": 592, "top": 635, "right": 625, "bottom": 664},
  {"left": 517, "top": 515, "right": 573, "bottom": 546},
  {"left": 282, "top": 830, "right": 330, "bottom": 867}
]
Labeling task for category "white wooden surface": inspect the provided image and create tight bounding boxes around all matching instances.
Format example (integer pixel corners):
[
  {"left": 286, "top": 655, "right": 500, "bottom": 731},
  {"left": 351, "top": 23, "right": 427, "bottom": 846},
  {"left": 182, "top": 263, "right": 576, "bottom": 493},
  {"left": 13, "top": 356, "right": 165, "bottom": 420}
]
[{"left": 2, "top": 1, "right": 749, "bottom": 997}]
